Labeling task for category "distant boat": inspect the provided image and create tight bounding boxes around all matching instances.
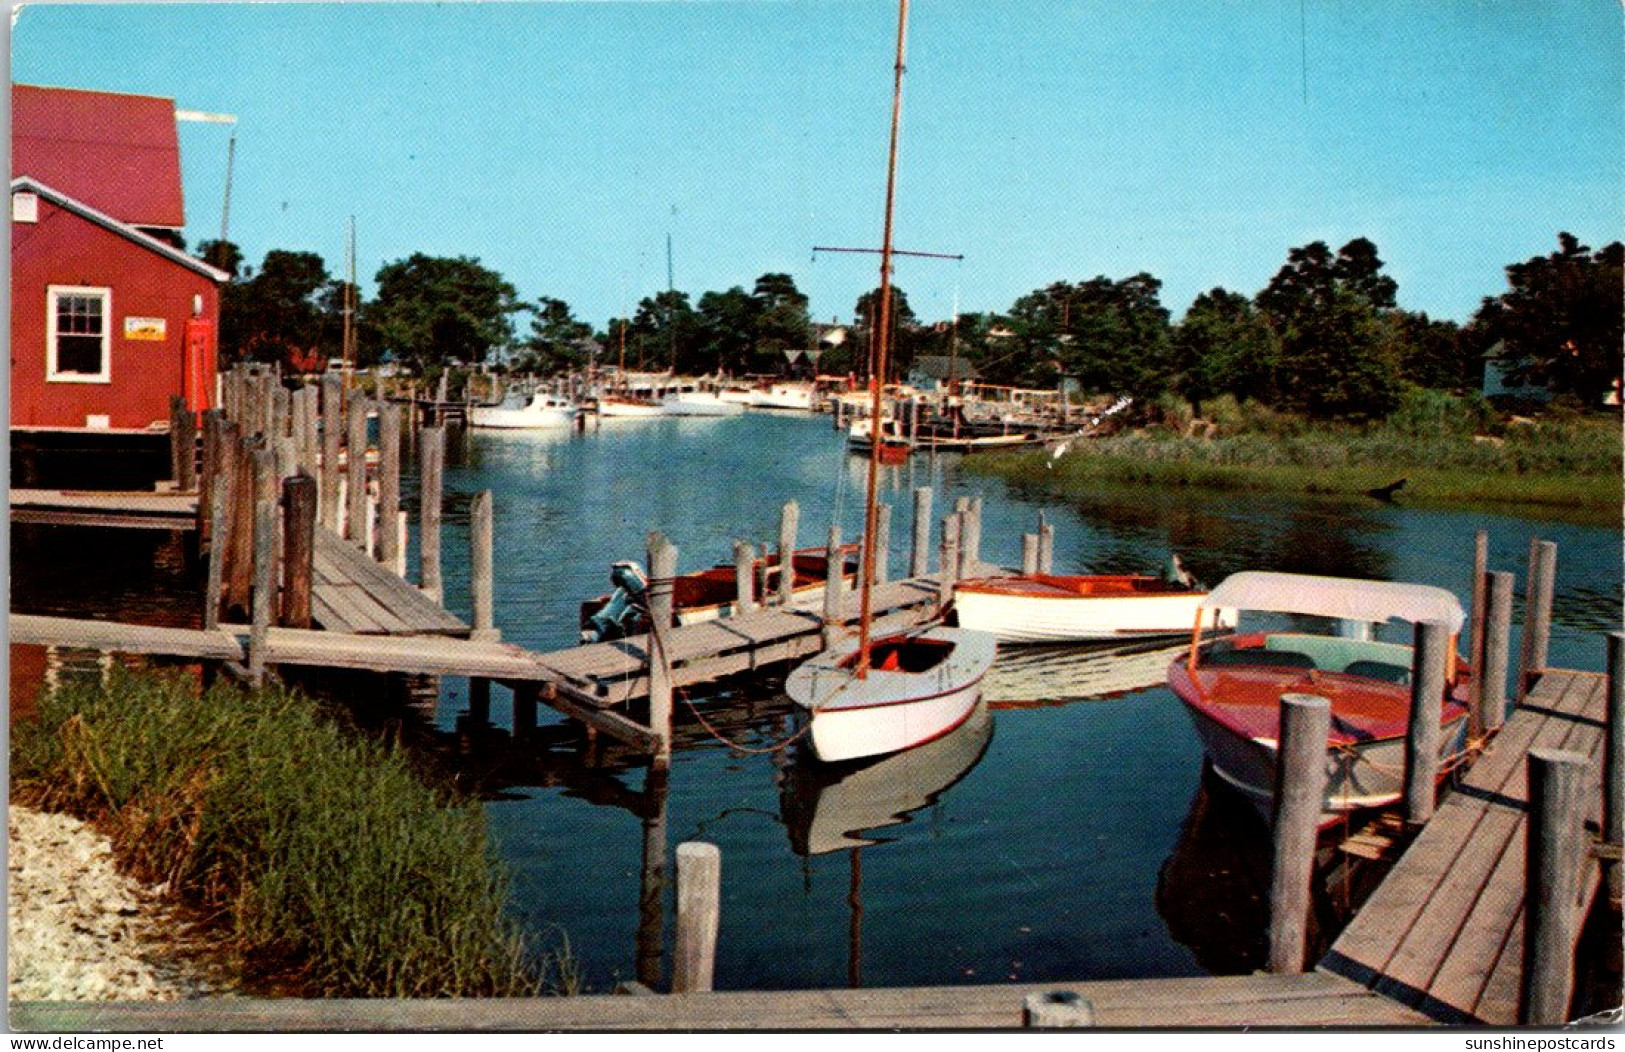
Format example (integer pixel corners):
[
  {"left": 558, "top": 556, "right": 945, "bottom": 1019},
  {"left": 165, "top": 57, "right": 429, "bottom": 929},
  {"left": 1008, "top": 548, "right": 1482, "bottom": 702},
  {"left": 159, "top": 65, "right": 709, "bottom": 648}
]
[
  {"left": 661, "top": 390, "right": 746, "bottom": 417},
  {"left": 750, "top": 382, "right": 817, "bottom": 412},
  {"left": 1168, "top": 571, "right": 1472, "bottom": 822},
  {"left": 469, "top": 391, "right": 577, "bottom": 429},
  {"left": 595, "top": 394, "right": 664, "bottom": 419},
  {"left": 954, "top": 572, "right": 1236, "bottom": 645}
]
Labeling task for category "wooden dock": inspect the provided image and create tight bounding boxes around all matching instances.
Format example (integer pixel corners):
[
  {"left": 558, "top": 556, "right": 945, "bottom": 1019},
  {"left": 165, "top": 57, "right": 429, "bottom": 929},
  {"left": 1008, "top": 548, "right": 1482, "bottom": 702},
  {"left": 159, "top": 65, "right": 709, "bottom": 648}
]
[
  {"left": 1320, "top": 667, "right": 1612, "bottom": 1025},
  {"left": 9, "top": 488, "right": 197, "bottom": 530}
]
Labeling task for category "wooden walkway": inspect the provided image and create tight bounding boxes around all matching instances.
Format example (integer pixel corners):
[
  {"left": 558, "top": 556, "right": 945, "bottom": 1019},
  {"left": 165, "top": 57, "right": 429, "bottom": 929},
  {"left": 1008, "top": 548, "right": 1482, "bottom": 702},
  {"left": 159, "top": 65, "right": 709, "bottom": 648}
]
[
  {"left": 10, "top": 970, "right": 1431, "bottom": 1032},
  {"left": 9, "top": 488, "right": 197, "bottom": 530},
  {"left": 1319, "top": 668, "right": 1610, "bottom": 1024},
  {"left": 311, "top": 528, "right": 467, "bottom": 637}
]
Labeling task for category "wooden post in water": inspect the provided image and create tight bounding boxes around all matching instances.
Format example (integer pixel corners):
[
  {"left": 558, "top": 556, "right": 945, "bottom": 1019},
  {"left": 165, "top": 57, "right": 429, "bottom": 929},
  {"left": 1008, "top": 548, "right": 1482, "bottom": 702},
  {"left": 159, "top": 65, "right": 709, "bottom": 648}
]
[
  {"left": 939, "top": 513, "right": 961, "bottom": 613},
  {"left": 1480, "top": 571, "right": 1516, "bottom": 735},
  {"left": 320, "top": 374, "right": 343, "bottom": 531},
  {"left": 226, "top": 434, "right": 256, "bottom": 617},
  {"left": 1267, "top": 692, "right": 1332, "bottom": 974},
  {"left": 511, "top": 685, "right": 537, "bottom": 739},
  {"left": 910, "top": 486, "right": 933, "bottom": 578},
  {"left": 248, "top": 448, "right": 277, "bottom": 687},
  {"left": 202, "top": 427, "right": 234, "bottom": 631},
  {"left": 777, "top": 500, "right": 799, "bottom": 606},
  {"left": 1022, "top": 534, "right": 1040, "bottom": 576},
  {"left": 168, "top": 396, "right": 196, "bottom": 491},
  {"left": 1606, "top": 633, "right": 1624, "bottom": 906},
  {"left": 732, "top": 542, "right": 756, "bottom": 616},
  {"left": 376, "top": 403, "right": 402, "bottom": 570},
  {"left": 1519, "top": 747, "right": 1588, "bottom": 1025},
  {"left": 280, "top": 473, "right": 316, "bottom": 629},
  {"left": 671, "top": 841, "right": 721, "bottom": 995},
  {"left": 345, "top": 397, "right": 370, "bottom": 549},
  {"left": 420, "top": 426, "right": 445, "bottom": 603},
  {"left": 1403, "top": 621, "right": 1452, "bottom": 827},
  {"left": 874, "top": 502, "right": 890, "bottom": 586},
  {"left": 1518, "top": 540, "right": 1558, "bottom": 703},
  {"left": 470, "top": 490, "right": 497, "bottom": 641},
  {"left": 1467, "top": 530, "right": 1489, "bottom": 737},
  {"left": 1037, "top": 513, "right": 1055, "bottom": 575},
  {"left": 646, "top": 533, "right": 677, "bottom": 769},
  {"left": 822, "top": 525, "right": 843, "bottom": 649}
]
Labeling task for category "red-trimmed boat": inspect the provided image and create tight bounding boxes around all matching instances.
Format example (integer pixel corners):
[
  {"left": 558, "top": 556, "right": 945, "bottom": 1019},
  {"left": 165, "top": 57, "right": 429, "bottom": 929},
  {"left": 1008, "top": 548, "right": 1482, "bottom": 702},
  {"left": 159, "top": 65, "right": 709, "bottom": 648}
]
[{"left": 1168, "top": 571, "right": 1471, "bottom": 822}]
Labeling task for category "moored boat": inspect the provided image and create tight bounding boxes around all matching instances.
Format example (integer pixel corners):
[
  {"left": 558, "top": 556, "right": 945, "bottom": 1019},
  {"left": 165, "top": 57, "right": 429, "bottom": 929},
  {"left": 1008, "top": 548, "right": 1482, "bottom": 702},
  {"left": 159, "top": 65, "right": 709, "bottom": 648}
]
[
  {"left": 661, "top": 390, "right": 746, "bottom": 417},
  {"left": 1167, "top": 571, "right": 1471, "bottom": 822},
  {"left": 579, "top": 544, "right": 861, "bottom": 642},
  {"left": 954, "top": 572, "right": 1236, "bottom": 644},
  {"left": 469, "top": 391, "right": 578, "bottom": 429},
  {"left": 595, "top": 394, "right": 664, "bottom": 418}
]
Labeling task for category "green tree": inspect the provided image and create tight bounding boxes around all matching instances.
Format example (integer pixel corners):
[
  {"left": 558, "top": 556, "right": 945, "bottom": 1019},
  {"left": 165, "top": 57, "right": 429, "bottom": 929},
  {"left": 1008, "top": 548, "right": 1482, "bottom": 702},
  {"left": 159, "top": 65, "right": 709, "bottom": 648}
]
[
  {"left": 631, "top": 289, "right": 702, "bottom": 373},
  {"left": 1009, "top": 275, "right": 1172, "bottom": 396},
  {"left": 854, "top": 285, "right": 919, "bottom": 379},
  {"left": 694, "top": 287, "right": 759, "bottom": 375},
  {"left": 219, "top": 249, "right": 345, "bottom": 369},
  {"left": 517, "top": 296, "right": 594, "bottom": 375},
  {"left": 196, "top": 239, "right": 244, "bottom": 279},
  {"left": 1256, "top": 238, "right": 1402, "bottom": 419},
  {"left": 1171, "top": 288, "right": 1281, "bottom": 408},
  {"left": 1469, "top": 233, "right": 1624, "bottom": 408},
  {"left": 366, "top": 254, "right": 520, "bottom": 371},
  {"left": 751, "top": 273, "right": 811, "bottom": 370},
  {"left": 1393, "top": 311, "right": 1468, "bottom": 391}
]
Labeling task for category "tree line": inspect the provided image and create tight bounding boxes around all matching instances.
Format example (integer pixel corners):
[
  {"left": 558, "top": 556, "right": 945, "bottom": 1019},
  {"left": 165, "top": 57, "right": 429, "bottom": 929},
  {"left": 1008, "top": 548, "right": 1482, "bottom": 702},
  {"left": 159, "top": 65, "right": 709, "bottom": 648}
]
[{"left": 197, "top": 230, "right": 1621, "bottom": 416}]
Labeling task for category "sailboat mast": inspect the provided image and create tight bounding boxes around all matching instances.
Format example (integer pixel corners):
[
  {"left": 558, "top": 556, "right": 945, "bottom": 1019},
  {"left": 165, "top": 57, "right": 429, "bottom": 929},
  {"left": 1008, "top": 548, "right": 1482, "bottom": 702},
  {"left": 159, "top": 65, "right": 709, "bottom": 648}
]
[{"left": 856, "top": 0, "right": 910, "bottom": 678}]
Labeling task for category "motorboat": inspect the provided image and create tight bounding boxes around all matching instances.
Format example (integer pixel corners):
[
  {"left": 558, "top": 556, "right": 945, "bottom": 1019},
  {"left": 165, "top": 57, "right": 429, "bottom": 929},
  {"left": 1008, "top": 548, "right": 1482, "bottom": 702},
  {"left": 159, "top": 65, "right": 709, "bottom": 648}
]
[
  {"left": 595, "top": 394, "right": 664, "bottom": 419},
  {"left": 1168, "top": 571, "right": 1472, "bottom": 821},
  {"left": 953, "top": 571, "right": 1236, "bottom": 644},
  {"left": 468, "top": 390, "right": 578, "bottom": 429},
  {"left": 661, "top": 390, "right": 746, "bottom": 417}
]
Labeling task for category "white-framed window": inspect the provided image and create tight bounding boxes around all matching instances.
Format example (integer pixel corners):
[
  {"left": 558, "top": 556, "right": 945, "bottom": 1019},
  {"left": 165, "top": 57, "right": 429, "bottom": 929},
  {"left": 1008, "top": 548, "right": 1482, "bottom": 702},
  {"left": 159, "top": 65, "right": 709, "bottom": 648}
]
[{"left": 47, "top": 285, "right": 112, "bottom": 383}]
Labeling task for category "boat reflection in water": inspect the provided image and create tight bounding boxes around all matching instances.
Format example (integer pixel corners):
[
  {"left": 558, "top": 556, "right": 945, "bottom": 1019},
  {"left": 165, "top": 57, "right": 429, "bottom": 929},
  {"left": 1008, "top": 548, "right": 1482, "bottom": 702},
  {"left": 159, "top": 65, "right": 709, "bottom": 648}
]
[
  {"left": 779, "top": 699, "right": 993, "bottom": 985},
  {"left": 981, "top": 639, "right": 1190, "bottom": 708}
]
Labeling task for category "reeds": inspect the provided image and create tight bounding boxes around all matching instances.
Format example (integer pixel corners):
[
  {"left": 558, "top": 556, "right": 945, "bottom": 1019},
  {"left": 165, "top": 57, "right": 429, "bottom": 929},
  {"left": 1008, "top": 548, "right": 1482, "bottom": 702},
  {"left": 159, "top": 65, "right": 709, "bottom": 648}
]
[{"left": 12, "top": 669, "right": 549, "bottom": 997}]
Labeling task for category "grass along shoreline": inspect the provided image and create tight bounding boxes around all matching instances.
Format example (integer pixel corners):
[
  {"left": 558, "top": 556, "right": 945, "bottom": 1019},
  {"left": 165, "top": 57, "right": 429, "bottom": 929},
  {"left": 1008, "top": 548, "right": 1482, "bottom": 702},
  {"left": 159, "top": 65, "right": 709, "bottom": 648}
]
[
  {"left": 11, "top": 669, "right": 561, "bottom": 998},
  {"left": 972, "top": 409, "right": 1622, "bottom": 513}
]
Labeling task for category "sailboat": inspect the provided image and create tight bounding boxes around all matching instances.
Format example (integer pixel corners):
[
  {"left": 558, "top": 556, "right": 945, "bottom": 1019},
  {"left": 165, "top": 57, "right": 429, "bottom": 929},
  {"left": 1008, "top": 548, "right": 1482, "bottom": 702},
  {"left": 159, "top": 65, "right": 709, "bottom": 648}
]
[{"left": 785, "top": 0, "right": 996, "bottom": 764}]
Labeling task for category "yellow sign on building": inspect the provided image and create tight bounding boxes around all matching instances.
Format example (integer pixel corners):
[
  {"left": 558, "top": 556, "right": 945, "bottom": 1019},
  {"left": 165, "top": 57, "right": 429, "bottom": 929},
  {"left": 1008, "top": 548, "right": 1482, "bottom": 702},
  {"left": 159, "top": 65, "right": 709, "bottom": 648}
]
[{"left": 124, "top": 316, "right": 167, "bottom": 341}]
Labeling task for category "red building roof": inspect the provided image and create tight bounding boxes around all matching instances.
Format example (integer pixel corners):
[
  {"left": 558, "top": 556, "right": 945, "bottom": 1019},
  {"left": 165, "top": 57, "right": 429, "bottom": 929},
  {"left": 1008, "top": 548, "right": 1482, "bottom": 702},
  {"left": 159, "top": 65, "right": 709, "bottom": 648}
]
[{"left": 12, "top": 84, "right": 186, "bottom": 230}]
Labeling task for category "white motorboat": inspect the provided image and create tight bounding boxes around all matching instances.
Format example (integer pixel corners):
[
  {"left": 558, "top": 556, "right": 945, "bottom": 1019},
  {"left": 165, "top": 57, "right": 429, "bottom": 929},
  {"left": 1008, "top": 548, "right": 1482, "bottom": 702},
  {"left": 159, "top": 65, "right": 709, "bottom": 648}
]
[
  {"left": 595, "top": 394, "right": 664, "bottom": 419},
  {"left": 468, "top": 391, "right": 578, "bottom": 429},
  {"left": 751, "top": 383, "right": 817, "bottom": 412},
  {"left": 954, "top": 573, "right": 1236, "bottom": 644},
  {"left": 660, "top": 390, "right": 746, "bottom": 417}
]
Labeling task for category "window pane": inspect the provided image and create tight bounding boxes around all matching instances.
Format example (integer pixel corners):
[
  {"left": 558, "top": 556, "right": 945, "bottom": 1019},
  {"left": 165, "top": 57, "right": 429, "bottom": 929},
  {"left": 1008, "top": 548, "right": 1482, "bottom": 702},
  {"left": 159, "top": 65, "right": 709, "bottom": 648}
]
[{"left": 56, "top": 334, "right": 104, "bottom": 375}]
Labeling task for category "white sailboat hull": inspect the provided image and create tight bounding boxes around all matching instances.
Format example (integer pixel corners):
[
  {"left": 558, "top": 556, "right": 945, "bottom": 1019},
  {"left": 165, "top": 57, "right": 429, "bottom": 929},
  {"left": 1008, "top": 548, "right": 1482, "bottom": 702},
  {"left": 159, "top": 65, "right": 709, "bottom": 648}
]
[
  {"left": 786, "top": 626, "right": 997, "bottom": 763},
  {"left": 661, "top": 392, "right": 746, "bottom": 417},
  {"left": 953, "top": 578, "right": 1236, "bottom": 644}
]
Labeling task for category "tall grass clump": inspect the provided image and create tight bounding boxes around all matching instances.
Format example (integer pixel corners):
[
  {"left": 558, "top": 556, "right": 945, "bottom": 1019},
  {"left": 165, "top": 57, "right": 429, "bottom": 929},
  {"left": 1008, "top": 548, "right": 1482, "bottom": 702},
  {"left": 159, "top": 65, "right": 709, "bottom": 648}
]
[{"left": 12, "top": 669, "right": 543, "bottom": 997}]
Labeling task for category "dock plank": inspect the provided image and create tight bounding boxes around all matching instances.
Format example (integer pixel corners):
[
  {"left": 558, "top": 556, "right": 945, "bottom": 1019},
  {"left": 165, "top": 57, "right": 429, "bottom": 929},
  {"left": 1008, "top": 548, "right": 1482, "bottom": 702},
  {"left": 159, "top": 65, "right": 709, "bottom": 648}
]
[
  {"left": 1321, "top": 670, "right": 1609, "bottom": 1025},
  {"left": 311, "top": 528, "right": 466, "bottom": 636},
  {"left": 8, "top": 614, "right": 245, "bottom": 662}
]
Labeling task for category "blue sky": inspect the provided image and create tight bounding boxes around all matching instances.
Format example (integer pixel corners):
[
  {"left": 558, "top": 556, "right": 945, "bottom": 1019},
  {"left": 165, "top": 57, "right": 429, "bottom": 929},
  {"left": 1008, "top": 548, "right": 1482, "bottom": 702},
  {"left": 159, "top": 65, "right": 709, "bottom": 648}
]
[{"left": 11, "top": 1, "right": 1622, "bottom": 331}]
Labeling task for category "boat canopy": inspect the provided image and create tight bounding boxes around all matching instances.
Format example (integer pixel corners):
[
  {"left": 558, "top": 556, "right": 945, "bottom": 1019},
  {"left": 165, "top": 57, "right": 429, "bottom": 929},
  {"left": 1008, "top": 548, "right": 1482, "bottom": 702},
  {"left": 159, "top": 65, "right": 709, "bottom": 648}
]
[{"left": 1200, "top": 571, "right": 1465, "bottom": 633}]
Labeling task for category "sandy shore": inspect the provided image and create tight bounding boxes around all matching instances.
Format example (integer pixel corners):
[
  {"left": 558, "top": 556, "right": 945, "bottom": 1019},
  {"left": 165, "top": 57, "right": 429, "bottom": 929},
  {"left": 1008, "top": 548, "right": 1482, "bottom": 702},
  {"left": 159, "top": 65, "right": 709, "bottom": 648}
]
[{"left": 8, "top": 805, "right": 226, "bottom": 1001}]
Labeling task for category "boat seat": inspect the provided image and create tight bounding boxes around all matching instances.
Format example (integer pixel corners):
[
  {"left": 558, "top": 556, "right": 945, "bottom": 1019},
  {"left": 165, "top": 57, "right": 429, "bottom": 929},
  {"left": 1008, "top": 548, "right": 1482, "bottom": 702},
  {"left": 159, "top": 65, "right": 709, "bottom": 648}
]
[
  {"left": 1343, "top": 659, "right": 1413, "bottom": 686},
  {"left": 1203, "top": 648, "right": 1317, "bottom": 670}
]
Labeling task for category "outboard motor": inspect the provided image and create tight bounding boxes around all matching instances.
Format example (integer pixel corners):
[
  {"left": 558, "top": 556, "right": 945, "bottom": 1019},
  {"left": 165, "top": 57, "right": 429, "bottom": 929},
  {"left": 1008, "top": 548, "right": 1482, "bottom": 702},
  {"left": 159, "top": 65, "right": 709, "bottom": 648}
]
[{"left": 581, "top": 561, "right": 651, "bottom": 643}]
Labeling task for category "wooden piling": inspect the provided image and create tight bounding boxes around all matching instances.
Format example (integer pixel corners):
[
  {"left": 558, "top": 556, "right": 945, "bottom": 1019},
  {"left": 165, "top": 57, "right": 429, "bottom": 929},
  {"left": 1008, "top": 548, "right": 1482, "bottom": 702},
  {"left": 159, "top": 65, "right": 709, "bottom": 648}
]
[
  {"left": 376, "top": 403, "right": 402, "bottom": 570},
  {"left": 1267, "top": 692, "right": 1332, "bottom": 974},
  {"left": 320, "top": 374, "right": 343, "bottom": 531},
  {"left": 470, "top": 490, "right": 497, "bottom": 641},
  {"left": 1022, "top": 534, "right": 1040, "bottom": 576},
  {"left": 910, "top": 486, "right": 933, "bottom": 578},
  {"left": 280, "top": 473, "right": 317, "bottom": 629},
  {"left": 1606, "top": 633, "right": 1624, "bottom": 906},
  {"left": 420, "top": 426, "right": 445, "bottom": 603},
  {"left": 1518, "top": 540, "right": 1558, "bottom": 703},
  {"left": 823, "top": 525, "right": 843, "bottom": 648},
  {"left": 1037, "top": 513, "right": 1054, "bottom": 575},
  {"left": 346, "top": 397, "right": 370, "bottom": 549},
  {"left": 939, "top": 513, "right": 961, "bottom": 612},
  {"left": 732, "top": 542, "right": 756, "bottom": 616},
  {"left": 1519, "top": 748, "right": 1588, "bottom": 1024},
  {"left": 512, "top": 684, "right": 538, "bottom": 738},
  {"left": 468, "top": 677, "right": 491, "bottom": 726},
  {"left": 647, "top": 533, "right": 677, "bottom": 769},
  {"left": 226, "top": 433, "right": 256, "bottom": 616},
  {"left": 874, "top": 502, "right": 891, "bottom": 586},
  {"left": 672, "top": 842, "right": 722, "bottom": 995},
  {"left": 777, "top": 500, "right": 799, "bottom": 606},
  {"left": 966, "top": 496, "right": 983, "bottom": 572},
  {"left": 168, "top": 396, "right": 196, "bottom": 491},
  {"left": 198, "top": 410, "right": 222, "bottom": 543},
  {"left": 1022, "top": 991, "right": 1095, "bottom": 1028},
  {"left": 248, "top": 448, "right": 277, "bottom": 686},
  {"left": 1480, "top": 570, "right": 1516, "bottom": 735},
  {"left": 1467, "top": 530, "right": 1489, "bottom": 735},
  {"left": 1403, "top": 621, "right": 1452, "bottom": 827},
  {"left": 202, "top": 433, "right": 234, "bottom": 631}
]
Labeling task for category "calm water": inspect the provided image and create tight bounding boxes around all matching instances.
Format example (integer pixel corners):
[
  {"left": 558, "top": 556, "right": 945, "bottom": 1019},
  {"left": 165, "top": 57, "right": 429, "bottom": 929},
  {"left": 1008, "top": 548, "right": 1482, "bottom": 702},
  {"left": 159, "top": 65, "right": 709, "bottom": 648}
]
[
  {"left": 10, "top": 411, "right": 1619, "bottom": 992},
  {"left": 408, "top": 412, "right": 1621, "bottom": 993}
]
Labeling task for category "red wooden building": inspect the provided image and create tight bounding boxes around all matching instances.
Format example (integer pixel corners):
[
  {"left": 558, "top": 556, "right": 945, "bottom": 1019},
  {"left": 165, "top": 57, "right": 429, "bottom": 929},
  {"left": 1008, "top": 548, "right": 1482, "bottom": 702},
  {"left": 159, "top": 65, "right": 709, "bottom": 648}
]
[{"left": 10, "top": 84, "right": 228, "bottom": 431}]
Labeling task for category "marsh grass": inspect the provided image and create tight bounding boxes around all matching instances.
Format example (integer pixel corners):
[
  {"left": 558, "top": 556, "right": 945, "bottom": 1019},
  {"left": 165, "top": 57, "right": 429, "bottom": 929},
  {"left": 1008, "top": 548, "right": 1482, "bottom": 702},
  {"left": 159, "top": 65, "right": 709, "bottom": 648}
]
[
  {"left": 979, "top": 403, "right": 1621, "bottom": 511},
  {"left": 11, "top": 669, "right": 549, "bottom": 997}
]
